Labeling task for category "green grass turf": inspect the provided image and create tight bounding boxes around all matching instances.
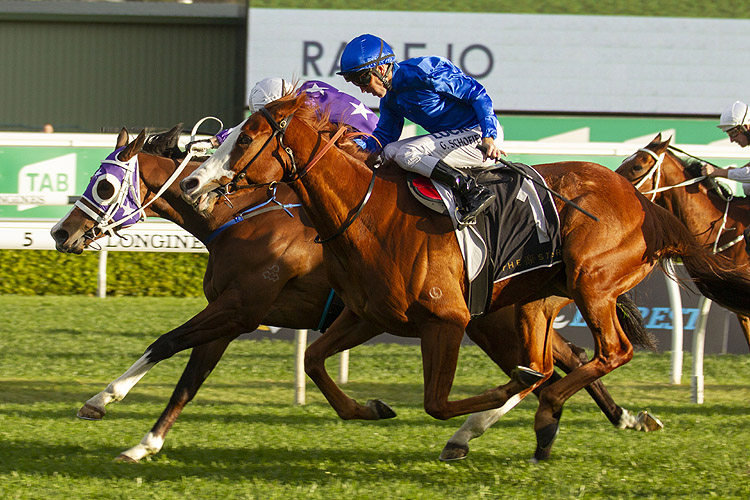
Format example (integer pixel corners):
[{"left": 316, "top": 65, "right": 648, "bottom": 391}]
[{"left": 1, "top": 295, "right": 749, "bottom": 499}]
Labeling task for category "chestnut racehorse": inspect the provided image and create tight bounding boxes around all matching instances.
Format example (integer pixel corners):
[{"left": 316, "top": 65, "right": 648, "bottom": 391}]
[
  {"left": 50, "top": 126, "right": 655, "bottom": 463},
  {"left": 180, "top": 94, "right": 750, "bottom": 461},
  {"left": 616, "top": 133, "right": 750, "bottom": 349}
]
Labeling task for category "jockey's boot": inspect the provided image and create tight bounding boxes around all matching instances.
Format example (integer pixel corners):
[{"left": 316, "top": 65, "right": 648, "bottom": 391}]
[{"left": 430, "top": 160, "right": 495, "bottom": 228}]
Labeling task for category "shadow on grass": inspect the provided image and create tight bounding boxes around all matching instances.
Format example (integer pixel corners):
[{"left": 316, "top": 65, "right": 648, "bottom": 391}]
[{"left": 0, "top": 440, "right": 529, "bottom": 483}]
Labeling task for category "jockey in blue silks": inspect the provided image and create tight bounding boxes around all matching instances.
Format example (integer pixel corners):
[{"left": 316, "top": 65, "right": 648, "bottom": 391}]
[{"left": 338, "top": 33, "right": 505, "bottom": 228}]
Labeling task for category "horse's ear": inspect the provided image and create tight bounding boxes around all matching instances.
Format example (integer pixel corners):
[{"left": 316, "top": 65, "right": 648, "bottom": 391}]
[
  {"left": 116, "top": 128, "right": 129, "bottom": 150},
  {"left": 653, "top": 134, "right": 672, "bottom": 155},
  {"left": 650, "top": 133, "right": 662, "bottom": 145},
  {"left": 119, "top": 130, "right": 147, "bottom": 161}
]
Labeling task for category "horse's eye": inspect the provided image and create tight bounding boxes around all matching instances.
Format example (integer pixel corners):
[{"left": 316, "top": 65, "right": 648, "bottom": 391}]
[
  {"left": 92, "top": 174, "right": 120, "bottom": 205},
  {"left": 237, "top": 134, "right": 252, "bottom": 146},
  {"left": 632, "top": 164, "right": 643, "bottom": 172}
]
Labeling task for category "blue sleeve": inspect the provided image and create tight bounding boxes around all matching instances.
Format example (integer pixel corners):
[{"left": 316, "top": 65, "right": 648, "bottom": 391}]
[
  {"left": 427, "top": 60, "right": 498, "bottom": 139},
  {"left": 363, "top": 103, "right": 404, "bottom": 152}
]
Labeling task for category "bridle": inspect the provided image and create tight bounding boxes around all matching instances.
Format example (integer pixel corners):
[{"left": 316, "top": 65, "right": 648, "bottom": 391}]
[
  {"left": 622, "top": 147, "right": 666, "bottom": 201},
  {"left": 220, "top": 107, "right": 297, "bottom": 195},
  {"left": 622, "top": 145, "right": 742, "bottom": 253},
  {"left": 78, "top": 147, "right": 200, "bottom": 244},
  {"left": 218, "top": 105, "right": 376, "bottom": 244}
]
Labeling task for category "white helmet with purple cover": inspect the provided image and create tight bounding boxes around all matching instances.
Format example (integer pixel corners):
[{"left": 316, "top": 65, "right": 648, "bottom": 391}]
[{"left": 249, "top": 78, "right": 295, "bottom": 113}]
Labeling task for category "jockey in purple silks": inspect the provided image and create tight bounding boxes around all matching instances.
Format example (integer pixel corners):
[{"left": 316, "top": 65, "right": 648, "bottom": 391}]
[{"left": 191, "top": 78, "right": 378, "bottom": 152}]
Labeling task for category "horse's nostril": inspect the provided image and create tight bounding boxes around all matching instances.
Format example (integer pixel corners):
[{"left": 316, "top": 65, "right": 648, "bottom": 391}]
[
  {"left": 180, "top": 177, "right": 198, "bottom": 194},
  {"left": 51, "top": 229, "right": 68, "bottom": 244}
]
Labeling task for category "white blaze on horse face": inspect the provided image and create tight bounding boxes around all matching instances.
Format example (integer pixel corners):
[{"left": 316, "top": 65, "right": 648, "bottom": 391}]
[
  {"left": 50, "top": 205, "right": 88, "bottom": 251},
  {"left": 182, "top": 119, "right": 247, "bottom": 203}
]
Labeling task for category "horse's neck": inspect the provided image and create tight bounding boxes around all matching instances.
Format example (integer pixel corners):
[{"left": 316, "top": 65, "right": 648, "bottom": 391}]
[
  {"left": 293, "top": 147, "right": 386, "bottom": 244},
  {"left": 659, "top": 157, "right": 733, "bottom": 243}
]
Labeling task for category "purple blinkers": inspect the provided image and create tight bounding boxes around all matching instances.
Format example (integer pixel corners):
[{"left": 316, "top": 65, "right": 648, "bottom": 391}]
[{"left": 76, "top": 146, "right": 143, "bottom": 232}]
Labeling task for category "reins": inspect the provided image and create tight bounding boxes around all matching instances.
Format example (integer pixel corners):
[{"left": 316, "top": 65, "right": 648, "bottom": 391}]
[
  {"left": 625, "top": 144, "right": 742, "bottom": 253},
  {"left": 203, "top": 184, "right": 302, "bottom": 245}
]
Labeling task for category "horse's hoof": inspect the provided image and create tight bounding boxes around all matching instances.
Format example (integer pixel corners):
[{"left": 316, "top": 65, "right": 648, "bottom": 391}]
[
  {"left": 366, "top": 399, "right": 396, "bottom": 419},
  {"left": 533, "top": 422, "right": 560, "bottom": 461},
  {"left": 511, "top": 366, "right": 545, "bottom": 388},
  {"left": 114, "top": 454, "right": 138, "bottom": 463},
  {"left": 439, "top": 442, "right": 469, "bottom": 461},
  {"left": 637, "top": 411, "right": 664, "bottom": 432},
  {"left": 76, "top": 403, "right": 105, "bottom": 420}
]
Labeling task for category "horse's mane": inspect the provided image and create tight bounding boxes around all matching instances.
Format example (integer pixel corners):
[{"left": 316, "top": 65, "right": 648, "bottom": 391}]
[
  {"left": 143, "top": 123, "right": 183, "bottom": 158},
  {"left": 675, "top": 153, "right": 734, "bottom": 199},
  {"left": 286, "top": 95, "right": 373, "bottom": 165},
  {"left": 681, "top": 156, "right": 703, "bottom": 179}
]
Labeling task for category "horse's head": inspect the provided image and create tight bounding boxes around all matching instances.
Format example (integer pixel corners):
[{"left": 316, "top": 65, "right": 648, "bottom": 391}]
[
  {"left": 50, "top": 128, "right": 147, "bottom": 253},
  {"left": 615, "top": 133, "right": 672, "bottom": 197},
  {"left": 180, "top": 93, "right": 315, "bottom": 214}
]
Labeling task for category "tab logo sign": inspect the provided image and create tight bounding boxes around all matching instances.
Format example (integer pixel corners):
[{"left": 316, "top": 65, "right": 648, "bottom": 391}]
[{"left": 17, "top": 154, "right": 77, "bottom": 211}]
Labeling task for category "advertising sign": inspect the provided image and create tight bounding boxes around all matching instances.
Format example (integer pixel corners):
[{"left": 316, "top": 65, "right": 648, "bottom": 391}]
[{"left": 248, "top": 9, "right": 750, "bottom": 116}]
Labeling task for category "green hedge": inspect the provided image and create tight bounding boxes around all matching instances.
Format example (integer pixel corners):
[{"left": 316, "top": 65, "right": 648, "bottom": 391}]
[{"left": 0, "top": 249, "right": 208, "bottom": 296}]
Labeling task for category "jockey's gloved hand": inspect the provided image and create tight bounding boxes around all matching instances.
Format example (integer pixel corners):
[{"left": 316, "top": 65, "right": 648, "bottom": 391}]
[
  {"left": 185, "top": 139, "right": 215, "bottom": 154},
  {"left": 699, "top": 161, "right": 715, "bottom": 177}
]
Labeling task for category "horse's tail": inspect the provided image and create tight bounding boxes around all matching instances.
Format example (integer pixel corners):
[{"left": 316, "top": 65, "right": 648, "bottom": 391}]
[
  {"left": 649, "top": 203, "right": 750, "bottom": 315},
  {"left": 616, "top": 293, "right": 657, "bottom": 350}
]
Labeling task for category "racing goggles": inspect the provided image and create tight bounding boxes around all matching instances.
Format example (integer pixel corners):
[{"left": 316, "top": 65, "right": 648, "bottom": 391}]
[{"left": 343, "top": 69, "right": 372, "bottom": 88}]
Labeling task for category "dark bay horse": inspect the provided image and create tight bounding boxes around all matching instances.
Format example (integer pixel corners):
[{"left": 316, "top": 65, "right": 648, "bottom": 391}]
[
  {"left": 50, "top": 126, "right": 657, "bottom": 463},
  {"left": 616, "top": 133, "right": 750, "bottom": 349},
  {"left": 180, "top": 94, "right": 750, "bottom": 461}
]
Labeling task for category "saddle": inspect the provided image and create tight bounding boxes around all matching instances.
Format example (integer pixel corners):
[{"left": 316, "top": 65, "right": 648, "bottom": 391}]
[{"left": 407, "top": 163, "right": 563, "bottom": 317}]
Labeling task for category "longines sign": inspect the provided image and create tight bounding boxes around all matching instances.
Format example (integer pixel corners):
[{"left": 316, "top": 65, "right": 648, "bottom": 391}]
[
  {"left": 248, "top": 9, "right": 750, "bottom": 116},
  {"left": 0, "top": 219, "right": 206, "bottom": 253}
]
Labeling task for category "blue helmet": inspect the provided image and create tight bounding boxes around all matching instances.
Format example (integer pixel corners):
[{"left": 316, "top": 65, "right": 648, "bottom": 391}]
[{"left": 338, "top": 34, "right": 396, "bottom": 75}]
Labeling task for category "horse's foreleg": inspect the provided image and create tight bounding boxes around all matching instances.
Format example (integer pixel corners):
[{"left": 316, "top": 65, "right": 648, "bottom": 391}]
[
  {"left": 76, "top": 287, "right": 248, "bottom": 421},
  {"left": 440, "top": 308, "right": 538, "bottom": 460},
  {"left": 304, "top": 308, "right": 389, "bottom": 420},
  {"left": 77, "top": 352, "right": 157, "bottom": 420},
  {"left": 116, "top": 336, "right": 235, "bottom": 462}
]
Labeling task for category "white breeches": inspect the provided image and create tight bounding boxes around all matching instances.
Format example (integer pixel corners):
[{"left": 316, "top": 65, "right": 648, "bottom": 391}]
[{"left": 382, "top": 126, "right": 503, "bottom": 177}]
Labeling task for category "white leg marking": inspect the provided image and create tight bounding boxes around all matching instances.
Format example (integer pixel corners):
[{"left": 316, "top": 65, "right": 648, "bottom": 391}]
[
  {"left": 447, "top": 394, "right": 524, "bottom": 446},
  {"left": 119, "top": 432, "right": 164, "bottom": 462},
  {"left": 85, "top": 352, "right": 156, "bottom": 412},
  {"left": 617, "top": 408, "right": 637, "bottom": 429}
]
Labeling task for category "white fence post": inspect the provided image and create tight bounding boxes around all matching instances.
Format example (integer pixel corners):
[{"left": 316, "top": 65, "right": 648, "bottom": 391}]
[
  {"left": 338, "top": 349, "right": 349, "bottom": 385},
  {"left": 294, "top": 329, "right": 308, "bottom": 405},
  {"left": 664, "top": 265, "right": 683, "bottom": 385},
  {"left": 97, "top": 250, "right": 108, "bottom": 298},
  {"left": 691, "top": 297, "right": 711, "bottom": 404}
]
